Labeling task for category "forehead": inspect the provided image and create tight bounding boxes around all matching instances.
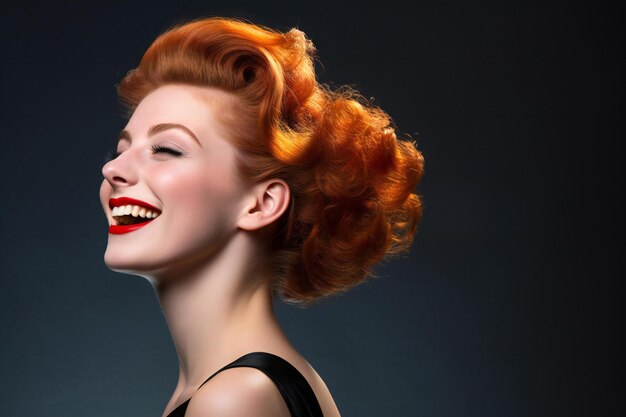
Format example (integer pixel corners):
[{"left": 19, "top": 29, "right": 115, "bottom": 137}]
[{"left": 126, "top": 84, "right": 238, "bottom": 143}]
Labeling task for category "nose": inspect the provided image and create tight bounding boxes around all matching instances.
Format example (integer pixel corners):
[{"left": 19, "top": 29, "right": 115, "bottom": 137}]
[{"left": 102, "top": 149, "right": 139, "bottom": 187}]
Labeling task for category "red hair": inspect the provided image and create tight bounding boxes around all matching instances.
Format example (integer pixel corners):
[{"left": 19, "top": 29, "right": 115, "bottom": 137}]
[{"left": 117, "top": 17, "right": 425, "bottom": 304}]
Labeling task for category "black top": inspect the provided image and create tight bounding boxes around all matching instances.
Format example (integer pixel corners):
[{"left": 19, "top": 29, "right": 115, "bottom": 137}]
[{"left": 165, "top": 352, "right": 324, "bottom": 417}]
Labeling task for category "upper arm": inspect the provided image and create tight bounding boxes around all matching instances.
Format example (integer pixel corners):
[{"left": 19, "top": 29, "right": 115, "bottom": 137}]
[{"left": 184, "top": 367, "right": 291, "bottom": 417}]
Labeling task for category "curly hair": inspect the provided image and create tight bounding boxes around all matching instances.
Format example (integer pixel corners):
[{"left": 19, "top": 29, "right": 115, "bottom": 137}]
[{"left": 116, "top": 17, "right": 425, "bottom": 304}]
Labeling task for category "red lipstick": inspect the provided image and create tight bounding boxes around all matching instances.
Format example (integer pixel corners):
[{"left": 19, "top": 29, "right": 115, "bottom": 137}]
[
  {"left": 109, "top": 221, "right": 153, "bottom": 234},
  {"left": 108, "top": 196, "right": 161, "bottom": 235},
  {"left": 109, "top": 197, "right": 161, "bottom": 212}
]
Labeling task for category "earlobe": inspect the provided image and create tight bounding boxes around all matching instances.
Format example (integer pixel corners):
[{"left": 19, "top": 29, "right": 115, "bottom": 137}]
[{"left": 237, "top": 179, "right": 290, "bottom": 231}]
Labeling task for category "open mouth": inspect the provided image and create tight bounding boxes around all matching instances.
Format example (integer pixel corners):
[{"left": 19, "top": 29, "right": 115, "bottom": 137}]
[
  {"left": 107, "top": 197, "right": 162, "bottom": 234},
  {"left": 111, "top": 205, "right": 161, "bottom": 226}
]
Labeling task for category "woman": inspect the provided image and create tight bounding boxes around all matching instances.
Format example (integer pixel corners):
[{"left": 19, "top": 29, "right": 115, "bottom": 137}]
[{"left": 99, "top": 17, "right": 424, "bottom": 417}]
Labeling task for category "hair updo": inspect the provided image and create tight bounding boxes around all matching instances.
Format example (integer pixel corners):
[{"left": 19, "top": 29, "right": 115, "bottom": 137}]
[{"left": 116, "top": 17, "right": 425, "bottom": 305}]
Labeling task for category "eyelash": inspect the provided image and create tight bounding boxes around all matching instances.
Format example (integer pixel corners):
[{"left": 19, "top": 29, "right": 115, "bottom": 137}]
[
  {"left": 103, "top": 145, "right": 183, "bottom": 163},
  {"left": 152, "top": 144, "right": 184, "bottom": 157}
]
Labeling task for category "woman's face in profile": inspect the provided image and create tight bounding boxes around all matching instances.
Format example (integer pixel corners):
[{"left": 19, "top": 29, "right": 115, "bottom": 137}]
[{"left": 99, "top": 84, "right": 248, "bottom": 278}]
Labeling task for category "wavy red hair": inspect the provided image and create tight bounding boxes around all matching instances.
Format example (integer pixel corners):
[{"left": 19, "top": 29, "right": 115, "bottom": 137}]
[{"left": 117, "top": 17, "right": 425, "bottom": 304}]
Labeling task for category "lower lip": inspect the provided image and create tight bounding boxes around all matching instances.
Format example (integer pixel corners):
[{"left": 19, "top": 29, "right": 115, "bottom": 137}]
[{"left": 109, "top": 219, "right": 155, "bottom": 235}]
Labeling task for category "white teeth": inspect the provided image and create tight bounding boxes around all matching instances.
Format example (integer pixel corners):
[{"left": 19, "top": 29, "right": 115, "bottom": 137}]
[{"left": 111, "top": 204, "right": 161, "bottom": 219}]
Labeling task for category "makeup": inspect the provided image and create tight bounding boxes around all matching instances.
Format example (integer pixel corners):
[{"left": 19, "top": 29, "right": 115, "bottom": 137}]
[
  {"left": 109, "top": 197, "right": 161, "bottom": 213},
  {"left": 109, "top": 220, "right": 154, "bottom": 234},
  {"left": 108, "top": 196, "right": 161, "bottom": 235}
]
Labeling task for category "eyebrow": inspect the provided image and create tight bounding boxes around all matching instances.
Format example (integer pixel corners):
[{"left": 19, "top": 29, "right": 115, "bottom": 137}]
[{"left": 117, "top": 123, "right": 202, "bottom": 147}]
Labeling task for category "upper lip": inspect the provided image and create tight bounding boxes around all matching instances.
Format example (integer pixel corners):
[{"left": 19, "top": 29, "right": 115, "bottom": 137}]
[{"left": 109, "top": 197, "right": 162, "bottom": 213}]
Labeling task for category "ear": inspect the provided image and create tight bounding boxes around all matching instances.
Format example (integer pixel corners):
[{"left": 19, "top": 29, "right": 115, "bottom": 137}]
[{"left": 237, "top": 179, "right": 291, "bottom": 232}]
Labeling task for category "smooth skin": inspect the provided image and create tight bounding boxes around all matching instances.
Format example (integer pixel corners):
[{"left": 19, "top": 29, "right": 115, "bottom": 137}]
[{"left": 100, "top": 84, "right": 341, "bottom": 417}]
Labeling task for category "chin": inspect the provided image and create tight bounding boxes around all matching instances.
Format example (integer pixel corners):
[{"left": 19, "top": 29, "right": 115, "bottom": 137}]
[
  {"left": 103, "top": 247, "right": 197, "bottom": 285},
  {"left": 103, "top": 248, "right": 159, "bottom": 277},
  {"left": 103, "top": 234, "right": 227, "bottom": 285}
]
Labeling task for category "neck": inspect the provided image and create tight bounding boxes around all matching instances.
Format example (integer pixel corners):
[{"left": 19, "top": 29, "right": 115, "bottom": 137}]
[{"left": 153, "top": 232, "right": 288, "bottom": 389}]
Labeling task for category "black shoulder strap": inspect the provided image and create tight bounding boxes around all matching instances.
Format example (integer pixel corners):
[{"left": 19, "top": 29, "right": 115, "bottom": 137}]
[{"left": 198, "top": 351, "right": 324, "bottom": 417}]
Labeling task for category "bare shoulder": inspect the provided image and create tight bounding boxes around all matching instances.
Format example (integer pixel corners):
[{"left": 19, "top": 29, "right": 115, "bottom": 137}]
[{"left": 184, "top": 366, "right": 291, "bottom": 417}]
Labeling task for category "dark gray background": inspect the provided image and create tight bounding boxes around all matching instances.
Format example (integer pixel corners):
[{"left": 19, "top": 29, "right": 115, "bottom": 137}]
[{"left": 1, "top": 1, "right": 623, "bottom": 416}]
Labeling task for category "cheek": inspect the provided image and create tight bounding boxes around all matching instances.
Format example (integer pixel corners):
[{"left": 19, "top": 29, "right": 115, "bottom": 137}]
[{"left": 154, "top": 162, "right": 242, "bottom": 227}]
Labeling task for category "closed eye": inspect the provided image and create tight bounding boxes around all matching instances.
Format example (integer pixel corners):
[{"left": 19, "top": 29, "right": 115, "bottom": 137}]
[
  {"left": 151, "top": 144, "right": 184, "bottom": 156},
  {"left": 103, "top": 144, "right": 184, "bottom": 163}
]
